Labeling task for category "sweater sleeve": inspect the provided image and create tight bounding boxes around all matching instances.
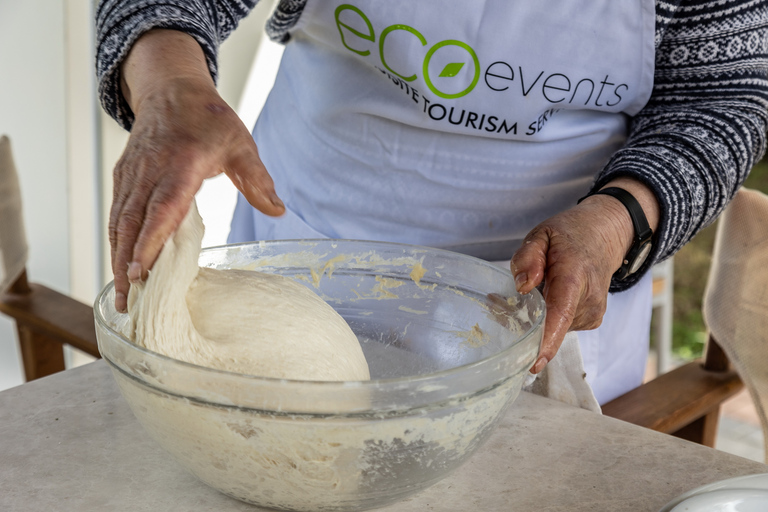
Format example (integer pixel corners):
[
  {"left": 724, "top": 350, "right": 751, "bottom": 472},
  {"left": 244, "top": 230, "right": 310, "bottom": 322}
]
[
  {"left": 95, "top": 0, "right": 258, "bottom": 130},
  {"left": 593, "top": 0, "right": 768, "bottom": 292}
]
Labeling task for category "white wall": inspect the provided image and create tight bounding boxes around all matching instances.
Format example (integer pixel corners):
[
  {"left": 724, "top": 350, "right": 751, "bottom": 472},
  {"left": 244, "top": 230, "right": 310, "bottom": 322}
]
[{"left": 66, "top": 0, "right": 102, "bottom": 304}]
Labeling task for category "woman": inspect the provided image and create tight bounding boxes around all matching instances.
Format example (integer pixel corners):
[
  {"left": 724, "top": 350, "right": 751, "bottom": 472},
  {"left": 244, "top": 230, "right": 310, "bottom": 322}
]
[{"left": 96, "top": 0, "right": 768, "bottom": 404}]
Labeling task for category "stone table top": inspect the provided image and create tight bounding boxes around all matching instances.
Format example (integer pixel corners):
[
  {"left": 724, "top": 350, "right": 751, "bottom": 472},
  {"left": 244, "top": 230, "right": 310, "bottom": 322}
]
[{"left": 1, "top": 361, "right": 765, "bottom": 511}]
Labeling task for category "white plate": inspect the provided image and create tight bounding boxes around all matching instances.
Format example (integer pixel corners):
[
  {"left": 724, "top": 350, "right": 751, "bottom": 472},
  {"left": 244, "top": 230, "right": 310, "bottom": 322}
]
[
  {"left": 660, "top": 474, "right": 768, "bottom": 512},
  {"left": 668, "top": 489, "right": 768, "bottom": 511}
]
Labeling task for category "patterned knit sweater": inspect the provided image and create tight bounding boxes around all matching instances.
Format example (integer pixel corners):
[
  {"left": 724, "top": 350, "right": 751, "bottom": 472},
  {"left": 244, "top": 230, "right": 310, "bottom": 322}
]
[{"left": 96, "top": 0, "right": 768, "bottom": 291}]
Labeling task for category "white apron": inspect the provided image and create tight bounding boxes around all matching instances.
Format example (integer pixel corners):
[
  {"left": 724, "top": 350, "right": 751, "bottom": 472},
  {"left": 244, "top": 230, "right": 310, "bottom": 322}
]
[{"left": 229, "top": 0, "right": 657, "bottom": 404}]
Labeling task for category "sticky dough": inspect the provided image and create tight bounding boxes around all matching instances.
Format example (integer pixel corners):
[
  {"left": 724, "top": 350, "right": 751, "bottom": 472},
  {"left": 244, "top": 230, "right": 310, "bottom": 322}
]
[{"left": 122, "top": 202, "right": 370, "bottom": 381}]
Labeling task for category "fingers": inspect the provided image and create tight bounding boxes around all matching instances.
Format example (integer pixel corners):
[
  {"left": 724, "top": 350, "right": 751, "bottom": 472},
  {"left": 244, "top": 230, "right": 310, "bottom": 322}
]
[
  {"left": 109, "top": 139, "right": 283, "bottom": 314},
  {"left": 110, "top": 148, "right": 205, "bottom": 311},
  {"left": 110, "top": 244, "right": 130, "bottom": 313},
  {"left": 111, "top": 175, "right": 158, "bottom": 313},
  {"left": 510, "top": 227, "right": 549, "bottom": 294},
  {"left": 109, "top": 157, "right": 135, "bottom": 313},
  {"left": 530, "top": 273, "right": 581, "bottom": 374},
  {"left": 106, "top": 79, "right": 284, "bottom": 314},
  {"left": 109, "top": 144, "right": 283, "bottom": 313},
  {"left": 225, "top": 144, "right": 285, "bottom": 217},
  {"left": 513, "top": 209, "right": 618, "bottom": 375},
  {"left": 129, "top": 178, "right": 198, "bottom": 282}
]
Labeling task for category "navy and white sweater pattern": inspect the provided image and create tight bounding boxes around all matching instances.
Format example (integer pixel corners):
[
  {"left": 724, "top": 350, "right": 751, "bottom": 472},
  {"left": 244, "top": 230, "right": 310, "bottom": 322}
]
[{"left": 96, "top": 0, "right": 768, "bottom": 291}]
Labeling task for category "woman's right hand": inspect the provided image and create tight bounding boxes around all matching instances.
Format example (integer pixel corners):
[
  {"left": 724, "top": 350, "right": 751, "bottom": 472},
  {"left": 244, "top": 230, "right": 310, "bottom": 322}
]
[{"left": 110, "top": 29, "right": 284, "bottom": 313}]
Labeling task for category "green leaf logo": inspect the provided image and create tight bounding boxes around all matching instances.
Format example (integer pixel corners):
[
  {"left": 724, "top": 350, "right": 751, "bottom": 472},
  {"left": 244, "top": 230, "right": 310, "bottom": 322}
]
[{"left": 439, "top": 62, "right": 465, "bottom": 78}]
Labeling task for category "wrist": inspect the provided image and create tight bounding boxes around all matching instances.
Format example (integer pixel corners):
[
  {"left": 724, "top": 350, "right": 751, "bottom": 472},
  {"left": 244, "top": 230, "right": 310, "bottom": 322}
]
[
  {"left": 578, "top": 193, "right": 637, "bottom": 267},
  {"left": 600, "top": 178, "right": 660, "bottom": 232},
  {"left": 121, "top": 29, "right": 215, "bottom": 112},
  {"left": 129, "top": 76, "right": 222, "bottom": 120},
  {"left": 579, "top": 178, "right": 659, "bottom": 278}
]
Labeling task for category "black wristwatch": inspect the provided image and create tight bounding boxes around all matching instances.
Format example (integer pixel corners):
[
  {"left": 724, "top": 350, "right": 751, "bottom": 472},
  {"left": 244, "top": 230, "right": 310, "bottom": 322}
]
[{"left": 578, "top": 187, "right": 654, "bottom": 281}]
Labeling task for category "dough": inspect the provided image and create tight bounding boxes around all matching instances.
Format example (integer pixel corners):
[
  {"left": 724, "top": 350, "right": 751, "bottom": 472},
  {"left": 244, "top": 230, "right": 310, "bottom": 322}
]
[{"left": 123, "top": 202, "right": 370, "bottom": 381}]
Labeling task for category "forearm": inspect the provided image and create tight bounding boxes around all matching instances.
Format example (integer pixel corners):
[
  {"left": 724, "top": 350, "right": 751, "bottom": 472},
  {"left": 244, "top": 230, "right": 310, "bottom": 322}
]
[
  {"left": 593, "top": 0, "right": 768, "bottom": 290},
  {"left": 593, "top": 102, "right": 767, "bottom": 292}
]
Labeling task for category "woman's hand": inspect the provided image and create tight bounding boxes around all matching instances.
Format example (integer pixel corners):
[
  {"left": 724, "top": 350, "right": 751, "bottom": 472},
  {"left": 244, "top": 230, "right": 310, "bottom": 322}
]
[
  {"left": 110, "top": 29, "right": 284, "bottom": 313},
  {"left": 511, "top": 178, "right": 660, "bottom": 374}
]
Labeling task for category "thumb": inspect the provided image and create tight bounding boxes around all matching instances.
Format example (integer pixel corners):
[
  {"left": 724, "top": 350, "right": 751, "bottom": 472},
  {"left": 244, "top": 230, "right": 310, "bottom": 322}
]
[
  {"left": 225, "top": 145, "right": 285, "bottom": 217},
  {"left": 510, "top": 227, "right": 550, "bottom": 294}
]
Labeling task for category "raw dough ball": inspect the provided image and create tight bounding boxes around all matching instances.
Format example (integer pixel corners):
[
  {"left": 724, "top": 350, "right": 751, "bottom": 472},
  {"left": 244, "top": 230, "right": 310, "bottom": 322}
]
[{"left": 122, "top": 202, "right": 370, "bottom": 381}]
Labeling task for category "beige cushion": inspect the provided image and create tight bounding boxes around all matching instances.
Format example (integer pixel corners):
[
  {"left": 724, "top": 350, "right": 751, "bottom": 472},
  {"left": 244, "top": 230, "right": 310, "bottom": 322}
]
[
  {"left": 704, "top": 187, "right": 768, "bottom": 462},
  {"left": 0, "top": 135, "right": 28, "bottom": 294}
]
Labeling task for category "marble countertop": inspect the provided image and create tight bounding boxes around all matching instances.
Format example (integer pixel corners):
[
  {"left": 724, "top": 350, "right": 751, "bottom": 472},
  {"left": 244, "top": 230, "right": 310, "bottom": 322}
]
[{"left": 1, "top": 361, "right": 765, "bottom": 511}]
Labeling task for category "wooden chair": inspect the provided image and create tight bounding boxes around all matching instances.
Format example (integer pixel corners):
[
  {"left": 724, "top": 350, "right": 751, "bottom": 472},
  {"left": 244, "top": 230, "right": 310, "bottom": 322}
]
[
  {"left": 603, "top": 335, "right": 742, "bottom": 447},
  {"left": 0, "top": 270, "right": 100, "bottom": 381},
  {"left": 605, "top": 187, "right": 768, "bottom": 453},
  {"left": 0, "top": 135, "right": 99, "bottom": 382}
]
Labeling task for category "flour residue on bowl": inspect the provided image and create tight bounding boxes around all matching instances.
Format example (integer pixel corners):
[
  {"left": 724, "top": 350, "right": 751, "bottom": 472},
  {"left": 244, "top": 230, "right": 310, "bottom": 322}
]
[
  {"left": 241, "top": 251, "right": 430, "bottom": 294},
  {"left": 309, "top": 254, "right": 349, "bottom": 287},
  {"left": 454, "top": 323, "right": 490, "bottom": 348},
  {"left": 371, "top": 276, "right": 403, "bottom": 299},
  {"left": 398, "top": 305, "right": 428, "bottom": 315},
  {"left": 485, "top": 293, "right": 534, "bottom": 336},
  {"left": 409, "top": 262, "right": 426, "bottom": 284},
  {"left": 409, "top": 261, "right": 438, "bottom": 292},
  {"left": 243, "top": 250, "right": 535, "bottom": 340}
]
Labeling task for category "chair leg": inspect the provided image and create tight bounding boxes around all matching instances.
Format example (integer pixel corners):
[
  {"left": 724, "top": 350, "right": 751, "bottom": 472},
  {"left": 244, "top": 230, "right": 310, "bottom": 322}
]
[
  {"left": 17, "top": 324, "right": 66, "bottom": 381},
  {"left": 671, "top": 409, "right": 721, "bottom": 448}
]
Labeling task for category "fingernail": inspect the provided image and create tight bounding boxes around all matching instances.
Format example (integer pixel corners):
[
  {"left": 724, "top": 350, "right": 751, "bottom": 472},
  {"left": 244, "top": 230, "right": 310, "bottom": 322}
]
[
  {"left": 515, "top": 272, "right": 528, "bottom": 292},
  {"left": 127, "top": 262, "right": 143, "bottom": 283},
  {"left": 115, "top": 292, "right": 128, "bottom": 313},
  {"left": 270, "top": 192, "right": 284, "bottom": 209},
  {"left": 532, "top": 356, "right": 548, "bottom": 374}
]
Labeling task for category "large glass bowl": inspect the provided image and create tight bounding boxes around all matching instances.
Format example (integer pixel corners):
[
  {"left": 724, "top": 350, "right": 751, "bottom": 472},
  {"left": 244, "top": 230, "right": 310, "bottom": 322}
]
[{"left": 95, "top": 240, "right": 544, "bottom": 511}]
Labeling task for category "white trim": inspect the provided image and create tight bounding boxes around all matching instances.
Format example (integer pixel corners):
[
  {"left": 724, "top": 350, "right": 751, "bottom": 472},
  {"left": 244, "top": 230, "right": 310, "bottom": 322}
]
[{"left": 65, "top": 0, "right": 103, "bottom": 304}]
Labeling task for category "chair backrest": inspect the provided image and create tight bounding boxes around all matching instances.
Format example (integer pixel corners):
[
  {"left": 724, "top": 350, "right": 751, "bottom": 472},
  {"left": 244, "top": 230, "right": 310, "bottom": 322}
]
[
  {"left": 703, "top": 187, "right": 768, "bottom": 461},
  {"left": 0, "top": 135, "right": 28, "bottom": 294},
  {"left": 0, "top": 135, "right": 99, "bottom": 381}
]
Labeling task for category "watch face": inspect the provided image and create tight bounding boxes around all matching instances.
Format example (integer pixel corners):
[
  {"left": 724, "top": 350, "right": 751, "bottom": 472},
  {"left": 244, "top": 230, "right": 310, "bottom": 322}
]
[{"left": 629, "top": 241, "right": 653, "bottom": 275}]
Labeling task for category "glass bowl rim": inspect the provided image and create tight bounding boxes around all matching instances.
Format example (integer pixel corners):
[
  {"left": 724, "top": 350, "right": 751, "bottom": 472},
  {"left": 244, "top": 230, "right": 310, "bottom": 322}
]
[{"left": 94, "top": 238, "right": 545, "bottom": 391}]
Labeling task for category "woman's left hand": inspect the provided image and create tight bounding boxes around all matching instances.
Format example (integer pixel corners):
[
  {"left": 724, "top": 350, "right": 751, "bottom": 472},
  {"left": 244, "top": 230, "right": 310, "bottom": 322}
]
[{"left": 511, "top": 178, "right": 660, "bottom": 374}]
